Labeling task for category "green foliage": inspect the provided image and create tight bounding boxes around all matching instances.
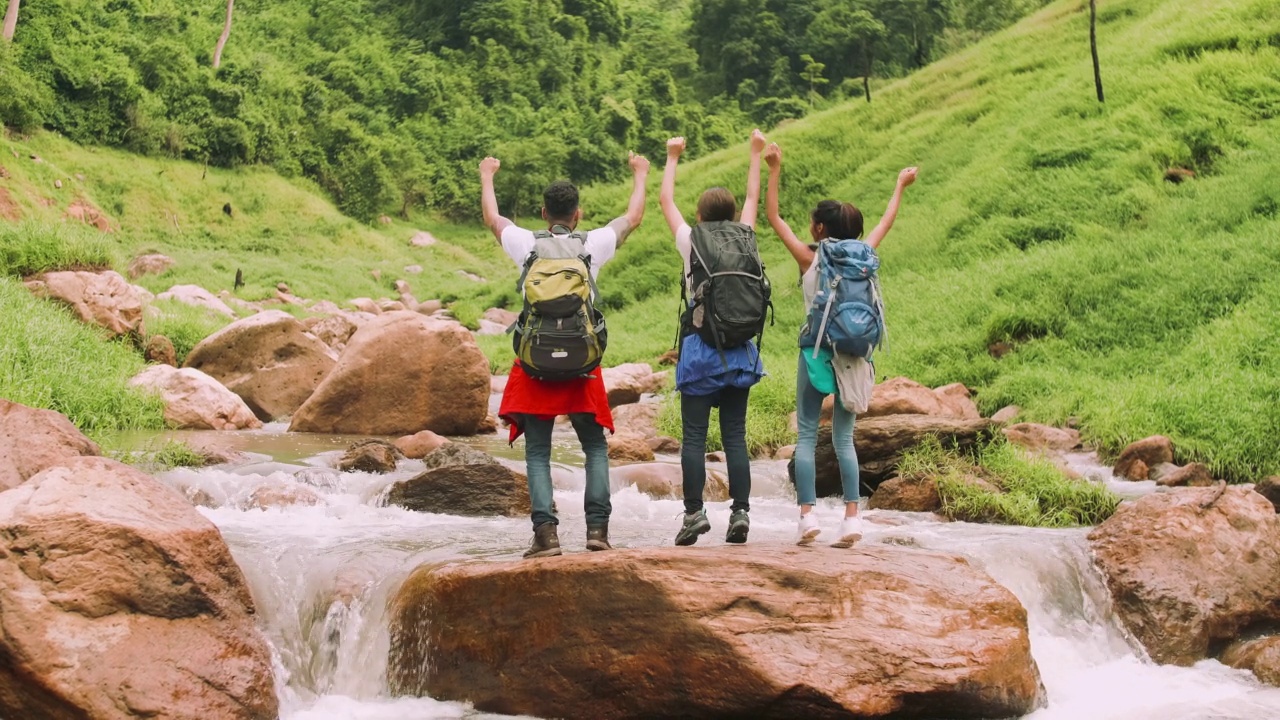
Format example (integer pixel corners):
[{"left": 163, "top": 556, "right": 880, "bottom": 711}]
[
  {"left": 146, "top": 300, "right": 231, "bottom": 366},
  {"left": 0, "top": 223, "right": 114, "bottom": 277},
  {"left": 898, "top": 437, "right": 1120, "bottom": 527},
  {"left": 112, "top": 439, "right": 208, "bottom": 470},
  {"left": 0, "top": 0, "right": 1041, "bottom": 220},
  {"left": 0, "top": 277, "right": 164, "bottom": 432}
]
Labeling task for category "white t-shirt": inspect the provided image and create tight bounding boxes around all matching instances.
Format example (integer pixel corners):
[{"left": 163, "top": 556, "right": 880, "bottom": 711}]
[
  {"left": 674, "top": 223, "right": 694, "bottom": 295},
  {"left": 501, "top": 225, "right": 618, "bottom": 278},
  {"left": 802, "top": 257, "right": 820, "bottom": 307}
]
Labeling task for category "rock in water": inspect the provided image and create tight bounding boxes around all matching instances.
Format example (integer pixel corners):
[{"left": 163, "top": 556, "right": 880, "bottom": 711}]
[
  {"left": 0, "top": 457, "right": 278, "bottom": 719},
  {"left": 290, "top": 312, "right": 490, "bottom": 436},
  {"left": 337, "top": 439, "right": 400, "bottom": 473},
  {"left": 386, "top": 444, "right": 529, "bottom": 517},
  {"left": 1088, "top": 486, "right": 1280, "bottom": 665},
  {"left": 388, "top": 546, "right": 1044, "bottom": 719},
  {"left": 1112, "top": 435, "right": 1174, "bottom": 481},
  {"left": 0, "top": 400, "right": 101, "bottom": 492},
  {"left": 185, "top": 310, "right": 337, "bottom": 422},
  {"left": 394, "top": 430, "right": 451, "bottom": 459}
]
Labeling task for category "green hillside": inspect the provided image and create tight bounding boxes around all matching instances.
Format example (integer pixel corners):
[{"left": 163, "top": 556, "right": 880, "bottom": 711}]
[
  {"left": 2, "top": 0, "right": 1279, "bottom": 481},
  {"left": 584, "top": 0, "right": 1280, "bottom": 478}
]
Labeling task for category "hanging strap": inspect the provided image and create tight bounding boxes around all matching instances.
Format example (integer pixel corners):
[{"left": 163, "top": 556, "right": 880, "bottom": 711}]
[{"left": 812, "top": 276, "right": 841, "bottom": 360}]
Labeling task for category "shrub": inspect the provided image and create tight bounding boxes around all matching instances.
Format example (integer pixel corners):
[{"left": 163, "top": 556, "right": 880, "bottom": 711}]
[{"left": 0, "top": 223, "right": 114, "bottom": 277}]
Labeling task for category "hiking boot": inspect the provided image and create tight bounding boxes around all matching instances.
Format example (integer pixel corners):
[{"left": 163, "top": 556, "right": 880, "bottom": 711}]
[
  {"left": 796, "top": 513, "right": 821, "bottom": 546},
  {"left": 674, "top": 509, "right": 711, "bottom": 546},
  {"left": 523, "top": 522, "right": 562, "bottom": 559},
  {"left": 831, "top": 515, "right": 864, "bottom": 549},
  {"left": 586, "top": 523, "right": 612, "bottom": 552},
  {"left": 725, "top": 510, "right": 750, "bottom": 544}
]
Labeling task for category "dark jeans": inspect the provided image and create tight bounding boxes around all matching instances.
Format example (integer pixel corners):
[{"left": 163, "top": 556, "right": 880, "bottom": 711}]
[
  {"left": 680, "top": 387, "right": 751, "bottom": 514},
  {"left": 521, "top": 413, "right": 612, "bottom": 530}
]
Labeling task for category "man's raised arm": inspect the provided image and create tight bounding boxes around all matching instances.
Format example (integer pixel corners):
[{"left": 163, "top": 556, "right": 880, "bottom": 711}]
[
  {"left": 609, "top": 151, "right": 651, "bottom": 247},
  {"left": 479, "top": 156, "right": 513, "bottom": 241}
]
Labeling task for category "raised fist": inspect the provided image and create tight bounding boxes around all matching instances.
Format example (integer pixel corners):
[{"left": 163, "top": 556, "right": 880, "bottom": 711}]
[
  {"left": 666, "top": 137, "right": 686, "bottom": 158},
  {"left": 629, "top": 151, "right": 651, "bottom": 174},
  {"left": 764, "top": 143, "right": 782, "bottom": 170},
  {"left": 479, "top": 156, "right": 501, "bottom": 177},
  {"left": 750, "top": 129, "right": 767, "bottom": 153},
  {"left": 898, "top": 167, "right": 918, "bottom": 187}
]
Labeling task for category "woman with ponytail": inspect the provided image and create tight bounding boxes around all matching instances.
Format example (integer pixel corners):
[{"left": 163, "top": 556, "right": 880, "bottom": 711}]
[{"left": 764, "top": 142, "right": 917, "bottom": 547}]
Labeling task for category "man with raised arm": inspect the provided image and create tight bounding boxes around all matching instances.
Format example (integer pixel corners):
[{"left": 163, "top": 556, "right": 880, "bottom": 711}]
[{"left": 479, "top": 153, "right": 650, "bottom": 559}]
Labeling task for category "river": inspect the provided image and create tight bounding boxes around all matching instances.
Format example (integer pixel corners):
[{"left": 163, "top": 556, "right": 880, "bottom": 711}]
[{"left": 114, "top": 425, "right": 1280, "bottom": 720}]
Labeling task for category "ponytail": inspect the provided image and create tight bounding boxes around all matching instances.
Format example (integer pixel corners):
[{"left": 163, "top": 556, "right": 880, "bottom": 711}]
[{"left": 811, "top": 199, "right": 864, "bottom": 240}]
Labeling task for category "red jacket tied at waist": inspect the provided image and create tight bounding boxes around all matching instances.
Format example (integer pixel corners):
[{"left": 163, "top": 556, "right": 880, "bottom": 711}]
[{"left": 498, "top": 361, "right": 615, "bottom": 443}]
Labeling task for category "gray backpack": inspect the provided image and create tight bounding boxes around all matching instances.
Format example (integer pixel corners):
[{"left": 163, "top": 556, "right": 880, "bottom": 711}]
[{"left": 681, "top": 220, "right": 773, "bottom": 355}]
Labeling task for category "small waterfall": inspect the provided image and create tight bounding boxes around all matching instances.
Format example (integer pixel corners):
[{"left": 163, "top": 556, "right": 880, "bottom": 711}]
[{"left": 146, "top": 429, "right": 1280, "bottom": 720}]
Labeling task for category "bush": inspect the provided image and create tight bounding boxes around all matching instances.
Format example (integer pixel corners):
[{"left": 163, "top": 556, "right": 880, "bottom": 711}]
[{"left": 898, "top": 437, "right": 1120, "bottom": 528}]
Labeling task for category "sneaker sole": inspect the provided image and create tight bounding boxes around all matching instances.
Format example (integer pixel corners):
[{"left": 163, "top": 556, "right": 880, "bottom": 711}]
[
  {"left": 831, "top": 533, "right": 862, "bottom": 549},
  {"left": 725, "top": 522, "right": 749, "bottom": 544},
  {"left": 523, "top": 548, "right": 563, "bottom": 559},
  {"left": 796, "top": 528, "right": 821, "bottom": 546},
  {"left": 675, "top": 518, "right": 712, "bottom": 547}
]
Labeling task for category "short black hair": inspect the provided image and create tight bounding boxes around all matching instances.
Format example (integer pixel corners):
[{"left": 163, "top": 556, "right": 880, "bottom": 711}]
[{"left": 543, "top": 180, "right": 580, "bottom": 221}]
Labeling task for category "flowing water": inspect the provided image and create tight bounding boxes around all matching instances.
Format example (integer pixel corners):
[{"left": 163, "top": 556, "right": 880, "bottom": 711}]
[{"left": 113, "top": 425, "right": 1280, "bottom": 720}]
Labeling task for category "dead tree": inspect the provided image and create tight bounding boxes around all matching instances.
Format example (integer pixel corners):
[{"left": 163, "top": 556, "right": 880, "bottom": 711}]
[
  {"left": 1090, "top": 0, "right": 1105, "bottom": 102},
  {"left": 213, "top": 0, "right": 235, "bottom": 69}
]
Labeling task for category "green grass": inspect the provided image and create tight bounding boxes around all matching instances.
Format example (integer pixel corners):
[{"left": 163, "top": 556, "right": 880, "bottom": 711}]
[
  {"left": 110, "top": 439, "right": 208, "bottom": 470},
  {"left": 0, "top": 222, "right": 115, "bottom": 276},
  {"left": 0, "top": 276, "right": 164, "bottom": 432},
  {"left": 898, "top": 437, "right": 1121, "bottom": 527},
  {"left": 146, "top": 299, "right": 234, "bottom": 366},
  {"left": 570, "top": 0, "right": 1280, "bottom": 479}
]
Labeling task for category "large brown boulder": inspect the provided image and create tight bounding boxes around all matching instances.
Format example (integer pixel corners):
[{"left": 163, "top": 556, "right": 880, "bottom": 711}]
[
  {"left": 610, "top": 462, "right": 729, "bottom": 502},
  {"left": 1154, "top": 462, "right": 1215, "bottom": 488},
  {"left": 602, "top": 363, "right": 668, "bottom": 407},
  {"left": 612, "top": 401, "right": 662, "bottom": 439},
  {"left": 0, "top": 457, "right": 278, "bottom": 719},
  {"left": 388, "top": 546, "right": 1044, "bottom": 719},
  {"left": 860, "top": 377, "right": 978, "bottom": 420},
  {"left": 291, "top": 312, "right": 489, "bottom": 435},
  {"left": 25, "top": 270, "right": 147, "bottom": 339},
  {"left": 792, "top": 416, "right": 995, "bottom": 497},
  {"left": 607, "top": 433, "right": 655, "bottom": 463},
  {"left": 126, "top": 253, "right": 174, "bottom": 279},
  {"left": 302, "top": 311, "right": 371, "bottom": 355},
  {"left": 1113, "top": 435, "right": 1175, "bottom": 481},
  {"left": 0, "top": 400, "right": 101, "bottom": 492},
  {"left": 185, "top": 310, "right": 336, "bottom": 421},
  {"left": 1221, "top": 636, "right": 1280, "bottom": 686},
  {"left": 1088, "top": 486, "right": 1280, "bottom": 665},
  {"left": 867, "top": 475, "right": 941, "bottom": 512},
  {"left": 157, "top": 284, "right": 236, "bottom": 317},
  {"left": 129, "top": 366, "right": 262, "bottom": 430},
  {"left": 386, "top": 444, "right": 529, "bottom": 517},
  {"left": 394, "top": 430, "right": 451, "bottom": 459}
]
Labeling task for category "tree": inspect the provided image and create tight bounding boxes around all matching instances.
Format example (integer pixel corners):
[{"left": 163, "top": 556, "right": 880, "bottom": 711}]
[
  {"left": 799, "top": 54, "right": 828, "bottom": 106},
  {"left": 213, "top": 0, "right": 234, "bottom": 70},
  {"left": 2, "top": 0, "right": 19, "bottom": 42},
  {"left": 807, "top": 1, "right": 885, "bottom": 103},
  {"left": 1089, "top": 0, "right": 1105, "bottom": 102}
]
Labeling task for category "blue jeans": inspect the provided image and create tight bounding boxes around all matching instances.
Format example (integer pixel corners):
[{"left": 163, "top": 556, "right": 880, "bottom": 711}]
[
  {"left": 794, "top": 352, "right": 860, "bottom": 505},
  {"left": 521, "top": 413, "right": 611, "bottom": 529},
  {"left": 680, "top": 387, "right": 752, "bottom": 514}
]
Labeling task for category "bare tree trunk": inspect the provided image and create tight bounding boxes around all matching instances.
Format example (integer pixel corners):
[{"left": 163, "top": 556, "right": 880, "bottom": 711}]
[
  {"left": 2, "top": 0, "right": 20, "bottom": 42},
  {"left": 863, "top": 45, "right": 874, "bottom": 103},
  {"left": 213, "top": 0, "right": 235, "bottom": 70},
  {"left": 1090, "top": 0, "right": 1105, "bottom": 102}
]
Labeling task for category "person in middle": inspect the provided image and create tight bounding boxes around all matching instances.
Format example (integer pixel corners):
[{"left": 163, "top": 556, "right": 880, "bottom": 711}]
[{"left": 660, "top": 130, "right": 770, "bottom": 546}]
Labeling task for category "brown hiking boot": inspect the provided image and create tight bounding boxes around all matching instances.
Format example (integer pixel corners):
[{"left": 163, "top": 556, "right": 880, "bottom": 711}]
[
  {"left": 586, "top": 523, "right": 612, "bottom": 551},
  {"left": 523, "top": 522, "right": 562, "bottom": 559}
]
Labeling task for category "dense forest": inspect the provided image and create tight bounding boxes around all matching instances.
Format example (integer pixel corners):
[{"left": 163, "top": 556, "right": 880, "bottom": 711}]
[{"left": 0, "top": 0, "right": 1048, "bottom": 221}]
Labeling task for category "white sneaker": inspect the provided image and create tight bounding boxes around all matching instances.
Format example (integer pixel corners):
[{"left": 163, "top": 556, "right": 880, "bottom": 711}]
[
  {"left": 831, "top": 515, "right": 864, "bottom": 549},
  {"left": 796, "top": 513, "right": 821, "bottom": 546}
]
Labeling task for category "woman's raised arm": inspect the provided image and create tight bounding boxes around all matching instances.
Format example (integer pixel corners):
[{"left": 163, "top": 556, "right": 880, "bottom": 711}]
[{"left": 765, "top": 143, "right": 815, "bottom": 270}]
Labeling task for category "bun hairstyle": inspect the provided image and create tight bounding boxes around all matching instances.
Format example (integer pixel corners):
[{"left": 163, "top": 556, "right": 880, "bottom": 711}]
[
  {"left": 697, "top": 187, "right": 737, "bottom": 223},
  {"left": 811, "top": 199, "right": 864, "bottom": 240}
]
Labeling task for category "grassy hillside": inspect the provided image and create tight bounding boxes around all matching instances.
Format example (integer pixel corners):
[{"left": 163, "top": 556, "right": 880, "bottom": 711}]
[
  {"left": 583, "top": 0, "right": 1280, "bottom": 478},
  {"left": 2, "top": 0, "right": 1278, "bottom": 481}
]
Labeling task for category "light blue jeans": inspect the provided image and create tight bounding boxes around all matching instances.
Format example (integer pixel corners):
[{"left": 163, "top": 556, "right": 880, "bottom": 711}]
[
  {"left": 521, "top": 413, "right": 611, "bottom": 529},
  {"left": 794, "top": 352, "right": 861, "bottom": 505}
]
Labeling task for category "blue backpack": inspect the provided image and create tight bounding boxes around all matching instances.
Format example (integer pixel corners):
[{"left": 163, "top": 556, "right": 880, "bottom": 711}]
[{"left": 798, "top": 239, "right": 885, "bottom": 359}]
